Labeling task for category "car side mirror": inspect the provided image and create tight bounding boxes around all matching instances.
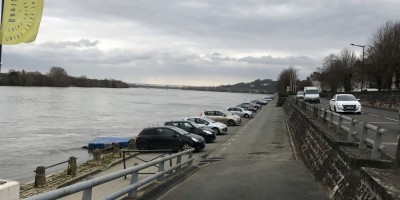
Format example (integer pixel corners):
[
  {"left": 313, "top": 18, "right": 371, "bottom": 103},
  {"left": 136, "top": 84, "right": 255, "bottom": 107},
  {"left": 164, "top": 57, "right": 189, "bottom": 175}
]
[
  {"left": 205, "top": 122, "right": 209, "bottom": 125},
  {"left": 172, "top": 134, "right": 178, "bottom": 138},
  {"left": 357, "top": 99, "right": 360, "bottom": 101},
  {"left": 331, "top": 99, "right": 335, "bottom": 102},
  {"left": 223, "top": 114, "right": 227, "bottom": 117}
]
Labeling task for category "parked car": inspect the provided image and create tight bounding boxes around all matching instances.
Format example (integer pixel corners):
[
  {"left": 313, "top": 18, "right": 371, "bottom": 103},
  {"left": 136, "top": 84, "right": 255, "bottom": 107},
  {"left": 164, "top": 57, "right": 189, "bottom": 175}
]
[
  {"left": 226, "top": 106, "right": 253, "bottom": 118},
  {"left": 135, "top": 126, "right": 206, "bottom": 151},
  {"left": 329, "top": 94, "right": 361, "bottom": 114},
  {"left": 201, "top": 110, "right": 241, "bottom": 126},
  {"left": 183, "top": 116, "right": 228, "bottom": 135},
  {"left": 296, "top": 90, "right": 304, "bottom": 99},
  {"left": 164, "top": 120, "right": 216, "bottom": 142},
  {"left": 251, "top": 99, "right": 267, "bottom": 106},
  {"left": 237, "top": 103, "right": 258, "bottom": 112}
]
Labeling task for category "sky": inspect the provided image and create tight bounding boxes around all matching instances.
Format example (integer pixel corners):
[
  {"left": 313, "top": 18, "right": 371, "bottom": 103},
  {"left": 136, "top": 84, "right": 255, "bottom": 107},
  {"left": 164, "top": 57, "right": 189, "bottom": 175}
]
[{"left": 2, "top": 0, "right": 400, "bottom": 86}]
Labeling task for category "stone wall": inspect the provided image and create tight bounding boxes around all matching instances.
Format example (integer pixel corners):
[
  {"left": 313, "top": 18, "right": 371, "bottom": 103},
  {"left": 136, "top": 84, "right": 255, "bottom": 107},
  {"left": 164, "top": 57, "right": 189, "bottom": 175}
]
[
  {"left": 283, "top": 100, "right": 399, "bottom": 199},
  {"left": 351, "top": 91, "right": 400, "bottom": 111}
]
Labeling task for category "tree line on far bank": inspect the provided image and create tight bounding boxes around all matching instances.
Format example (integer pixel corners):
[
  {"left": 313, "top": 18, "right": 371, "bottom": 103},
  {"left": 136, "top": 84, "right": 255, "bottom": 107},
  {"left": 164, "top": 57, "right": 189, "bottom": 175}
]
[{"left": 0, "top": 66, "right": 129, "bottom": 88}]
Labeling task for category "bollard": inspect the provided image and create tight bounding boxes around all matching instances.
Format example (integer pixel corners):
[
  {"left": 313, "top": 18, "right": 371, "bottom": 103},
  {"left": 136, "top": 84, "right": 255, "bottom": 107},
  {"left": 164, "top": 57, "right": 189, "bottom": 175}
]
[
  {"left": 67, "top": 156, "right": 77, "bottom": 175},
  {"left": 128, "top": 139, "right": 136, "bottom": 150},
  {"left": 93, "top": 148, "right": 101, "bottom": 165},
  {"left": 112, "top": 143, "right": 121, "bottom": 158},
  {"left": 34, "top": 166, "right": 46, "bottom": 187}
]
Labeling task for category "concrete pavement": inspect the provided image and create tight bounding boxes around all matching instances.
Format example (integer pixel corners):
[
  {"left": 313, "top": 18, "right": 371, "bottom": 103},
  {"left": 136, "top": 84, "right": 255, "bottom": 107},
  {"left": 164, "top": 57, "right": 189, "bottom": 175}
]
[{"left": 157, "top": 103, "right": 328, "bottom": 200}]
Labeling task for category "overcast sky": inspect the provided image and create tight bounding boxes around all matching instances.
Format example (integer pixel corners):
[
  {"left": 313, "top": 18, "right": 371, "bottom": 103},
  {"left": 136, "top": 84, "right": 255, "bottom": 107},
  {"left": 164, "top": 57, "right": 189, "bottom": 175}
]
[{"left": 2, "top": 0, "right": 400, "bottom": 86}]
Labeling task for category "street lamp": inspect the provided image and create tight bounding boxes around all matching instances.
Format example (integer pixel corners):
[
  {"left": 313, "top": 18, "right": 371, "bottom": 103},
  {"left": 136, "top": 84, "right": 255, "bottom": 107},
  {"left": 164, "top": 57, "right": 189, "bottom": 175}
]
[{"left": 351, "top": 43, "right": 366, "bottom": 90}]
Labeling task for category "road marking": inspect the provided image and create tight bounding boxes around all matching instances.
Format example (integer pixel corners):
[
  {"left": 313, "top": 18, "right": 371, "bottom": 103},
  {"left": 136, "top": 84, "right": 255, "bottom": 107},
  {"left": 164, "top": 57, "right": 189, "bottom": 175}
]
[
  {"left": 382, "top": 142, "right": 398, "bottom": 146},
  {"left": 384, "top": 117, "right": 399, "bottom": 122},
  {"left": 368, "top": 114, "right": 381, "bottom": 118},
  {"left": 368, "top": 122, "right": 399, "bottom": 124},
  {"left": 223, "top": 143, "right": 231, "bottom": 145}
]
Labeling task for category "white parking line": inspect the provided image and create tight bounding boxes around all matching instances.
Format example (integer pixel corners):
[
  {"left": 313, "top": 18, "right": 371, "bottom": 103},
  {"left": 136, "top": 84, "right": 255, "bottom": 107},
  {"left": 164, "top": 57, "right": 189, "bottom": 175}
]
[
  {"left": 382, "top": 142, "right": 398, "bottom": 146},
  {"left": 223, "top": 143, "right": 231, "bottom": 145},
  {"left": 368, "top": 114, "right": 381, "bottom": 118},
  {"left": 384, "top": 117, "right": 399, "bottom": 122}
]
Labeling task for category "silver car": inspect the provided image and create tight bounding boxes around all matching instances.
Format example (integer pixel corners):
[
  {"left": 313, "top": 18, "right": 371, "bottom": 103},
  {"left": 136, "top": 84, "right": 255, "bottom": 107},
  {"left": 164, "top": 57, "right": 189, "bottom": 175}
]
[
  {"left": 183, "top": 116, "right": 228, "bottom": 135},
  {"left": 226, "top": 106, "right": 253, "bottom": 118}
]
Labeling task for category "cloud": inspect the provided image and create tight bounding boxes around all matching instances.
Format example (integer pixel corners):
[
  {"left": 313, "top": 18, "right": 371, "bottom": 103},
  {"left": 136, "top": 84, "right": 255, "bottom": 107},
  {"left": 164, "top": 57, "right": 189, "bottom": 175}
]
[{"left": 2, "top": 0, "right": 400, "bottom": 85}]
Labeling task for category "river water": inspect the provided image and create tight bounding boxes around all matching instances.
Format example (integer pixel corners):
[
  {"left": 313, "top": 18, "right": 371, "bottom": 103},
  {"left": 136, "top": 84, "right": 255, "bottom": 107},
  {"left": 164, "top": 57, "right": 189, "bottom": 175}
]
[{"left": 0, "top": 86, "right": 268, "bottom": 183}]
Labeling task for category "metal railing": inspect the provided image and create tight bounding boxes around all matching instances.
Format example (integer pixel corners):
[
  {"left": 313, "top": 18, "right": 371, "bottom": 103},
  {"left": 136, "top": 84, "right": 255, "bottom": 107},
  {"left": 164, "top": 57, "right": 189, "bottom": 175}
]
[
  {"left": 289, "top": 97, "right": 389, "bottom": 160},
  {"left": 25, "top": 149, "right": 195, "bottom": 200}
]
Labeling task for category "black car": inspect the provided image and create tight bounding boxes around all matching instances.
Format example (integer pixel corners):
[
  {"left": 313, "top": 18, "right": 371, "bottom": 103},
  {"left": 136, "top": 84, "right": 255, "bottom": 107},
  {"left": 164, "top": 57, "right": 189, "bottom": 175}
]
[
  {"left": 164, "top": 120, "right": 216, "bottom": 143},
  {"left": 135, "top": 126, "right": 206, "bottom": 151}
]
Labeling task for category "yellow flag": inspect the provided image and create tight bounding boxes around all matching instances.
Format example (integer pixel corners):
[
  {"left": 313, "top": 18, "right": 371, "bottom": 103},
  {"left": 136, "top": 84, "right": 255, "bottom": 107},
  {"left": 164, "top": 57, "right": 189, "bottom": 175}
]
[{"left": 0, "top": 0, "right": 44, "bottom": 45}]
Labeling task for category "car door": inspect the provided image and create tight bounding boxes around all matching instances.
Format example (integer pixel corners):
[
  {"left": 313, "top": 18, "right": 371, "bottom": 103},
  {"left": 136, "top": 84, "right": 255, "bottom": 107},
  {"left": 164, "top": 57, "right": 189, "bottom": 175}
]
[
  {"left": 159, "top": 128, "right": 180, "bottom": 149},
  {"left": 215, "top": 111, "right": 228, "bottom": 124},
  {"left": 145, "top": 128, "right": 164, "bottom": 149},
  {"left": 227, "top": 107, "right": 237, "bottom": 115},
  {"left": 205, "top": 111, "right": 218, "bottom": 122}
]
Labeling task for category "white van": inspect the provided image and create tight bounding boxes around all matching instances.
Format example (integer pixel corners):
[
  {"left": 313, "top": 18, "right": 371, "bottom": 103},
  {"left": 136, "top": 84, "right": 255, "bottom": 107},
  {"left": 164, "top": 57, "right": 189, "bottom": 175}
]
[{"left": 303, "top": 86, "right": 320, "bottom": 103}]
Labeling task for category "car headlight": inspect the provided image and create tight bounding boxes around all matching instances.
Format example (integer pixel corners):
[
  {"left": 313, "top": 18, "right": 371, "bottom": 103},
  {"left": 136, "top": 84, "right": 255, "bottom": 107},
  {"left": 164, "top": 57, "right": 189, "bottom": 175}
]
[
  {"left": 204, "top": 130, "right": 213, "bottom": 135},
  {"left": 356, "top": 104, "right": 361, "bottom": 108},
  {"left": 337, "top": 103, "right": 343, "bottom": 109},
  {"left": 191, "top": 137, "right": 199, "bottom": 142}
]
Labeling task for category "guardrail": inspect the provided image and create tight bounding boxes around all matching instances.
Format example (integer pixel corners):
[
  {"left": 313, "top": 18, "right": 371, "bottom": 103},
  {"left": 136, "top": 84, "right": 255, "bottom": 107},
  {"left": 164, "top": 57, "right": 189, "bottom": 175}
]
[
  {"left": 289, "top": 97, "right": 389, "bottom": 160},
  {"left": 24, "top": 148, "right": 195, "bottom": 200}
]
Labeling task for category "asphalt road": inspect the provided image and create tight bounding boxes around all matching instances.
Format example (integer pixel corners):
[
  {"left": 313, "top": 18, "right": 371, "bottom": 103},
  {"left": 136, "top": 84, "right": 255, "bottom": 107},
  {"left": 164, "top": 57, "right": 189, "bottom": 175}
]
[
  {"left": 316, "top": 98, "right": 400, "bottom": 158},
  {"left": 157, "top": 102, "right": 328, "bottom": 200}
]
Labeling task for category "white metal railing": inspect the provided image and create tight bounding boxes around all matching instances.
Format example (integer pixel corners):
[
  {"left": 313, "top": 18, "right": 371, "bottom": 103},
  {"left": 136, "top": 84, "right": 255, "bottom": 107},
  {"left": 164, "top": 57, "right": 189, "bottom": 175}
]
[
  {"left": 289, "top": 97, "right": 388, "bottom": 159},
  {"left": 24, "top": 149, "right": 195, "bottom": 200}
]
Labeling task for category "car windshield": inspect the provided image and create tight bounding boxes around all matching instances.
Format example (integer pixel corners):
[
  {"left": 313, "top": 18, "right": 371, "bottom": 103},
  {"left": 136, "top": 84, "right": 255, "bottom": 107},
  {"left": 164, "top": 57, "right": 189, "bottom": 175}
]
[
  {"left": 169, "top": 126, "right": 188, "bottom": 135},
  {"left": 187, "top": 121, "right": 201, "bottom": 128},
  {"left": 337, "top": 95, "right": 357, "bottom": 101},
  {"left": 202, "top": 117, "right": 216, "bottom": 123},
  {"left": 305, "top": 90, "right": 318, "bottom": 94}
]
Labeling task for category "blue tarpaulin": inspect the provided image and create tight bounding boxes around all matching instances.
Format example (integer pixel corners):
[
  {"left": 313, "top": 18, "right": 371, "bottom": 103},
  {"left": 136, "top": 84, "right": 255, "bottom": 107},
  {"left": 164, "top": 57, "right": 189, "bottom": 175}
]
[{"left": 88, "top": 137, "right": 130, "bottom": 150}]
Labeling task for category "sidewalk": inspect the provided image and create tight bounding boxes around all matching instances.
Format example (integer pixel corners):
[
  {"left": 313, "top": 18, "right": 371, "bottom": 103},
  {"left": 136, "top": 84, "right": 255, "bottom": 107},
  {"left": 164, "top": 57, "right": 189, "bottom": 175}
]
[{"left": 157, "top": 105, "right": 328, "bottom": 200}]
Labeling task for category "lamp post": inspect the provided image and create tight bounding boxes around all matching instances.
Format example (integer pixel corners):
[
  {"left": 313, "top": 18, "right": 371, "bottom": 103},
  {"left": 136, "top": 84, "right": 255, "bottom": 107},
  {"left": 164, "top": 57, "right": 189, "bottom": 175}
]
[{"left": 351, "top": 43, "right": 366, "bottom": 90}]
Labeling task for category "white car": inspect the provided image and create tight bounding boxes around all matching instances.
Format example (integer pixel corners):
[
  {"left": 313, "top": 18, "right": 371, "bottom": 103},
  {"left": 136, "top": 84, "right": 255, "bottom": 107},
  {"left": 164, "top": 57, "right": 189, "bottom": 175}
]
[
  {"left": 226, "top": 106, "right": 253, "bottom": 118},
  {"left": 183, "top": 116, "right": 228, "bottom": 135},
  {"left": 201, "top": 110, "right": 242, "bottom": 126},
  {"left": 329, "top": 94, "right": 362, "bottom": 114}
]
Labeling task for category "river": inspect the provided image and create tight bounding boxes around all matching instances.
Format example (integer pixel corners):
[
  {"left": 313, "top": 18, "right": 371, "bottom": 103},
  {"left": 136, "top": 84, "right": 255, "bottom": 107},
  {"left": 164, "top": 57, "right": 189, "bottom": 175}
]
[{"left": 0, "top": 86, "right": 269, "bottom": 183}]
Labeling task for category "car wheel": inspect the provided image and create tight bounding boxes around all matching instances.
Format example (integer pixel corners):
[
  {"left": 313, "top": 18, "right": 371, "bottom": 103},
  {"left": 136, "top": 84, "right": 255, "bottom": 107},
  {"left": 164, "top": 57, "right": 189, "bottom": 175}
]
[
  {"left": 212, "top": 128, "right": 220, "bottom": 135},
  {"left": 329, "top": 105, "right": 332, "bottom": 111},
  {"left": 244, "top": 114, "right": 249, "bottom": 118},
  {"left": 334, "top": 106, "right": 337, "bottom": 113},
  {"left": 181, "top": 143, "right": 192, "bottom": 151},
  {"left": 137, "top": 143, "right": 149, "bottom": 150},
  {"left": 357, "top": 112, "right": 361, "bottom": 115},
  {"left": 227, "top": 119, "right": 235, "bottom": 126}
]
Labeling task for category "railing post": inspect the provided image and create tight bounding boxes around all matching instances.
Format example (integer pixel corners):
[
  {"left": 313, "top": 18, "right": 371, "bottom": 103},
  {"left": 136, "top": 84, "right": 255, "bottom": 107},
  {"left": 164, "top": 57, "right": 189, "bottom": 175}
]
[
  {"left": 328, "top": 111, "right": 334, "bottom": 128},
  {"left": 347, "top": 118, "right": 357, "bottom": 142},
  {"left": 157, "top": 159, "right": 165, "bottom": 181},
  {"left": 189, "top": 151, "right": 194, "bottom": 166},
  {"left": 336, "top": 115, "right": 343, "bottom": 133},
  {"left": 371, "top": 127, "right": 384, "bottom": 159},
  {"left": 176, "top": 155, "right": 182, "bottom": 172},
  {"left": 127, "top": 163, "right": 139, "bottom": 199},
  {"left": 323, "top": 109, "right": 327, "bottom": 122},
  {"left": 359, "top": 122, "right": 368, "bottom": 150},
  {"left": 67, "top": 156, "right": 77, "bottom": 176},
  {"left": 82, "top": 176, "right": 93, "bottom": 200},
  {"left": 34, "top": 166, "right": 46, "bottom": 187},
  {"left": 112, "top": 143, "right": 121, "bottom": 158},
  {"left": 93, "top": 149, "right": 101, "bottom": 165}
]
